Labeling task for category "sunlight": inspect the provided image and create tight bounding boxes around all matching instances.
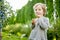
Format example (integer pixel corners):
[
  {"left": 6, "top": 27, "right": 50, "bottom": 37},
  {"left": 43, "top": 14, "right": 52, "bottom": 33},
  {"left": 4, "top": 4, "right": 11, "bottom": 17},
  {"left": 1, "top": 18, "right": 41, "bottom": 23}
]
[{"left": 5, "top": 0, "right": 28, "bottom": 11}]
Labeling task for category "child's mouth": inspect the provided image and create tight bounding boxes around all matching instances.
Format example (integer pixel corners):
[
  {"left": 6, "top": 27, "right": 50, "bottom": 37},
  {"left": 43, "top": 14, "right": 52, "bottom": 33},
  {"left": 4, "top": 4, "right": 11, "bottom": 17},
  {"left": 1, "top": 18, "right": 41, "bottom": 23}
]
[{"left": 36, "top": 13, "right": 41, "bottom": 15}]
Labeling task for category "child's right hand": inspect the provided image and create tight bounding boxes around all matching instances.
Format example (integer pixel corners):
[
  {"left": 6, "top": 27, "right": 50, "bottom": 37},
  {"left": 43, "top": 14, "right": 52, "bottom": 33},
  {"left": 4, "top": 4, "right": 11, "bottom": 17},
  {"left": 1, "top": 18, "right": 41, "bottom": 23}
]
[{"left": 32, "top": 19, "right": 36, "bottom": 25}]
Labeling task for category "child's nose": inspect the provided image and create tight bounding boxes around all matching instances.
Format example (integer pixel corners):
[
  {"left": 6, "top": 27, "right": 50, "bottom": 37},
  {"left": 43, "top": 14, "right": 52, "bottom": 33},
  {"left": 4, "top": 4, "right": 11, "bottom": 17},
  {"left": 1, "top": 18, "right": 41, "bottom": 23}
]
[{"left": 36, "top": 11, "right": 39, "bottom": 13}]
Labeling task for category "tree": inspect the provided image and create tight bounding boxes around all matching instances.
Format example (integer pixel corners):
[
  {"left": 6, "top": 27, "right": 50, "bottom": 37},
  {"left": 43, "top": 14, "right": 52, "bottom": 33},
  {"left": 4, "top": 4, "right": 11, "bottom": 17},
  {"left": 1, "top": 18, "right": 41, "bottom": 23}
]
[{"left": 16, "top": 0, "right": 45, "bottom": 24}]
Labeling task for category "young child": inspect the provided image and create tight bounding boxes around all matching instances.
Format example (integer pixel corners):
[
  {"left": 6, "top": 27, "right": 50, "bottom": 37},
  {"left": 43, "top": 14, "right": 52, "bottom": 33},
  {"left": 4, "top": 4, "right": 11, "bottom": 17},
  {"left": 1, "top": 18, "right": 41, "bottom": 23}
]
[{"left": 29, "top": 3, "right": 50, "bottom": 40}]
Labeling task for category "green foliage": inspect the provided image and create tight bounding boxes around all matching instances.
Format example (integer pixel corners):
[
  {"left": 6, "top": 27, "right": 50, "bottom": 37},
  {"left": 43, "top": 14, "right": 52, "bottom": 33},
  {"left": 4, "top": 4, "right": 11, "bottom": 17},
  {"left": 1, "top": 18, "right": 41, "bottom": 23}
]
[
  {"left": 2, "top": 23, "right": 32, "bottom": 40},
  {"left": 3, "top": 23, "right": 31, "bottom": 36},
  {"left": 4, "top": 1, "right": 16, "bottom": 25},
  {"left": 56, "top": 0, "right": 60, "bottom": 18},
  {"left": 46, "top": 0, "right": 54, "bottom": 22},
  {"left": 0, "top": 0, "right": 4, "bottom": 10},
  {"left": 2, "top": 0, "right": 60, "bottom": 40},
  {"left": 47, "top": 19, "right": 60, "bottom": 40},
  {"left": 16, "top": 0, "right": 45, "bottom": 24},
  {"left": 53, "top": 19, "right": 60, "bottom": 37},
  {"left": 2, "top": 32, "right": 20, "bottom": 40}
]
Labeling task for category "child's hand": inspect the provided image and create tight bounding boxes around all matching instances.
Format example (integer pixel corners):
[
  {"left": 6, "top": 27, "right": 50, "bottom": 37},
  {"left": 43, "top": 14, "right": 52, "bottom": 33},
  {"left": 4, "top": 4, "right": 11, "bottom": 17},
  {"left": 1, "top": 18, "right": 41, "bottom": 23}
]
[
  {"left": 32, "top": 19, "right": 36, "bottom": 25},
  {"left": 36, "top": 15, "right": 43, "bottom": 18}
]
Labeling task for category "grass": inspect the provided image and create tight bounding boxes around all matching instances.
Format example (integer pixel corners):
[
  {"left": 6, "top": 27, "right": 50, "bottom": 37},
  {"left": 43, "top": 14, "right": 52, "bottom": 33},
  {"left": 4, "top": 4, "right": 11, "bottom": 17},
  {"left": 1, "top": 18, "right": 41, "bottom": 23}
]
[
  {"left": 2, "top": 32, "right": 28, "bottom": 40},
  {"left": 2, "top": 32, "right": 20, "bottom": 40}
]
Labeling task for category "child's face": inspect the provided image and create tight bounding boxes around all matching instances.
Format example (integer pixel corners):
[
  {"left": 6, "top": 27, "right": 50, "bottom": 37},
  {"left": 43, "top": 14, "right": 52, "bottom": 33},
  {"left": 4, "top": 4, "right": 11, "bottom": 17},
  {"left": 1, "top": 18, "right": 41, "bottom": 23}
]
[{"left": 34, "top": 5, "right": 44, "bottom": 17}]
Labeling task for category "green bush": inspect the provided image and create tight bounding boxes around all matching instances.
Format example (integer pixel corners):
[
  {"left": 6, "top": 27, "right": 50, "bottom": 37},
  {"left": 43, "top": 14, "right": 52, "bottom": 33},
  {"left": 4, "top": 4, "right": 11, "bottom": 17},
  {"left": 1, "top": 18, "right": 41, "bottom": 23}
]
[
  {"left": 3, "top": 23, "right": 31, "bottom": 36},
  {"left": 47, "top": 19, "right": 60, "bottom": 40}
]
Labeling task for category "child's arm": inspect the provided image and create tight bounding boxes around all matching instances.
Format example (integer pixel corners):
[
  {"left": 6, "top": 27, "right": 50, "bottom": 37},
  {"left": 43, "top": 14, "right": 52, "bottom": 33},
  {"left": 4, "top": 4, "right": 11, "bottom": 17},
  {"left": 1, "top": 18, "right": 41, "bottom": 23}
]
[
  {"left": 31, "top": 18, "right": 37, "bottom": 29},
  {"left": 38, "top": 18, "right": 50, "bottom": 30},
  {"left": 31, "top": 19, "right": 35, "bottom": 29}
]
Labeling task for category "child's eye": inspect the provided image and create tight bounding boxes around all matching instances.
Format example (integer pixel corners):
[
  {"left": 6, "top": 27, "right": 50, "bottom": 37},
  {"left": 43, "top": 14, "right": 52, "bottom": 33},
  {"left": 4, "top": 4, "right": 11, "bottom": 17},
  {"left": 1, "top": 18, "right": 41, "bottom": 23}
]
[
  {"left": 35, "top": 9, "right": 37, "bottom": 11},
  {"left": 39, "top": 9, "right": 41, "bottom": 11}
]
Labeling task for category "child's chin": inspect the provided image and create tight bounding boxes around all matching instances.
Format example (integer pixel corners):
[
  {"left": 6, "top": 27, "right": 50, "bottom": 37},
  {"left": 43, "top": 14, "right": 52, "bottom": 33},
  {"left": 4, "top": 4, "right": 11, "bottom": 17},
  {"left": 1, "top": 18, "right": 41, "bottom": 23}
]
[{"left": 36, "top": 15, "right": 40, "bottom": 17}]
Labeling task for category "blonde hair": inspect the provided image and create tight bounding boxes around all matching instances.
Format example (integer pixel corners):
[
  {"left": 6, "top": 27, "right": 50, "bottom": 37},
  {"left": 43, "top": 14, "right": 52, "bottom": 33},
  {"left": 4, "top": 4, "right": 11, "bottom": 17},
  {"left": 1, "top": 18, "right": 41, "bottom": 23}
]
[{"left": 33, "top": 3, "right": 47, "bottom": 16}]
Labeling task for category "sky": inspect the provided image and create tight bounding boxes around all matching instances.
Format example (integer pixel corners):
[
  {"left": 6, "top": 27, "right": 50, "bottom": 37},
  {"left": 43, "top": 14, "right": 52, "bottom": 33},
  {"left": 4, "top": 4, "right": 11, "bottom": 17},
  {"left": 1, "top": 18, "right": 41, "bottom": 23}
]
[{"left": 5, "top": 0, "right": 28, "bottom": 11}]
